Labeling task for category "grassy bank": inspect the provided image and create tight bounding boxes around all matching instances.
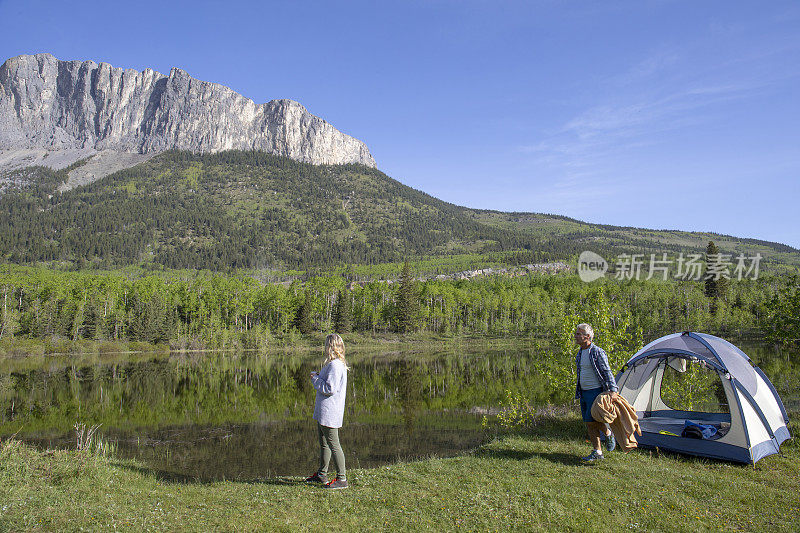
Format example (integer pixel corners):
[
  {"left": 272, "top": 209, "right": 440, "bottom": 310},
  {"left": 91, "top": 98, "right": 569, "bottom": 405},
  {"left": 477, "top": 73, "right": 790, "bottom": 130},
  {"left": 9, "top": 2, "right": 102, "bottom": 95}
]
[
  {"left": 0, "top": 337, "right": 171, "bottom": 359},
  {"left": 1, "top": 414, "right": 797, "bottom": 532}
]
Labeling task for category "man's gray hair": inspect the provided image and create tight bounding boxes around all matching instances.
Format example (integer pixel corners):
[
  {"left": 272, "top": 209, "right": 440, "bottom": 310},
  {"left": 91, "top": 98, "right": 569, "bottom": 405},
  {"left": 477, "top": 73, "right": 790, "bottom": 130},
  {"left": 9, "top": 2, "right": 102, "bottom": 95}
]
[{"left": 576, "top": 323, "right": 594, "bottom": 340}]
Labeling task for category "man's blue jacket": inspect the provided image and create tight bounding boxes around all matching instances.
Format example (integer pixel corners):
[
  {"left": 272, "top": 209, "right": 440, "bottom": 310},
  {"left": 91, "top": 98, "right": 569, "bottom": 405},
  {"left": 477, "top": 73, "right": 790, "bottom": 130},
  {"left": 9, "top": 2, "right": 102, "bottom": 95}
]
[{"left": 575, "top": 343, "right": 618, "bottom": 399}]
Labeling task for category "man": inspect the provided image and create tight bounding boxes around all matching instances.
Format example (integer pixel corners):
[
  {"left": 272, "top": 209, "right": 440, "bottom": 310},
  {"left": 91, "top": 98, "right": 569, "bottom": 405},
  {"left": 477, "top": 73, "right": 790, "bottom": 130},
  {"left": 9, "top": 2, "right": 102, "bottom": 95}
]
[{"left": 574, "top": 323, "right": 618, "bottom": 462}]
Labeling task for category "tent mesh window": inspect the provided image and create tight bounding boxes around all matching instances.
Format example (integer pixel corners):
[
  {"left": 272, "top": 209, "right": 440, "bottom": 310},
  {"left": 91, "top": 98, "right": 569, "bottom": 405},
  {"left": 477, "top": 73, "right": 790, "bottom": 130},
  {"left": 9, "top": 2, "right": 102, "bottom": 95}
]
[{"left": 659, "top": 360, "right": 729, "bottom": 414}]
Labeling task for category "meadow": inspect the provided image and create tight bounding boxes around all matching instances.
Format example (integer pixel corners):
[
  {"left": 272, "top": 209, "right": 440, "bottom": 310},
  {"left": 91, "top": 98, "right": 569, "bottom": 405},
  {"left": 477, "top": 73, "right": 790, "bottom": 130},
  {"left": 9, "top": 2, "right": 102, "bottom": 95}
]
[{"left": 1, "top": 410, "right": 797, "bottom": 532}]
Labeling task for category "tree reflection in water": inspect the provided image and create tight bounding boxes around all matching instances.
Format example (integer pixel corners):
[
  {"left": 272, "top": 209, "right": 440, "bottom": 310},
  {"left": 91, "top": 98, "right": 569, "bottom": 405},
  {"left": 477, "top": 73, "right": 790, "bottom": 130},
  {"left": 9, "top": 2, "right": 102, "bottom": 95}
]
[{"left": 1, "top": 342, "right": 796, "bottom": 479}]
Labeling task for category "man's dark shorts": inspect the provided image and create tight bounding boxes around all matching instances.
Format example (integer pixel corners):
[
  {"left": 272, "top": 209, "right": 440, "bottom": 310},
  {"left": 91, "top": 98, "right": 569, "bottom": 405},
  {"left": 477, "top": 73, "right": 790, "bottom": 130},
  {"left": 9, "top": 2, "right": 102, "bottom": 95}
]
[{"left": 579, "top": 387, "right": 603, "bottom": 422}]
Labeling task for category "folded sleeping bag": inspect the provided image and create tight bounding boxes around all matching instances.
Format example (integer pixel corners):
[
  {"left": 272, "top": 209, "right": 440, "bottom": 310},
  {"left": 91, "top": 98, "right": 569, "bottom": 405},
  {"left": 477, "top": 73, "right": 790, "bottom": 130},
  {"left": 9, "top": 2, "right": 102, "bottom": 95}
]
[{"left": 681, "top": 420, "right": 718, "bottom": 439}]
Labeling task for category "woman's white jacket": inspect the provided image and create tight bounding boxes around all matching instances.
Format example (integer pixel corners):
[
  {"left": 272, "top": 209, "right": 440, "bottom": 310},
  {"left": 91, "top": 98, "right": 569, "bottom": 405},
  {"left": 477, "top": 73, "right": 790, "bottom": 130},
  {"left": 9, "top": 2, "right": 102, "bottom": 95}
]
[{"left": 311, "top": 359, "right": 348, "bottom": 428}]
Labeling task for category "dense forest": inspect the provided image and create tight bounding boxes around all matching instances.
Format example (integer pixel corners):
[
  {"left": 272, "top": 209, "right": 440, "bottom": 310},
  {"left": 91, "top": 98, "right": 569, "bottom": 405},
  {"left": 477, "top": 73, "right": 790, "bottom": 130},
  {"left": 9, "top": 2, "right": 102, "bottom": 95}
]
[
  {"left": 1, "top": 151, "right": 796, "bottom": 271},
  {"left": 0, "top": 265, "right": 783, "bottom": 349}
]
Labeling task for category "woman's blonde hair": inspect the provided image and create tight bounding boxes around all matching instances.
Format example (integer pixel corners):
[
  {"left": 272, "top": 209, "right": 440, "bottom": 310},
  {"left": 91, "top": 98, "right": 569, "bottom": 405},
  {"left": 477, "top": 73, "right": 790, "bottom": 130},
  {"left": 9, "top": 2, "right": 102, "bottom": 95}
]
[{"left": 323, "top": 333, "right": 348, "bottom": 368}]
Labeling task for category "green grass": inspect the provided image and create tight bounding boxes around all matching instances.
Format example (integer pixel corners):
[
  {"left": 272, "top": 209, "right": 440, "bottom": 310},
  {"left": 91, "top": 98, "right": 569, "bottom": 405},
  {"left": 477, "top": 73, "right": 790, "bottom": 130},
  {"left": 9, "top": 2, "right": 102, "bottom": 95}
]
[{"left": 1, "top": 413, "right": 797, "bottom": 532}]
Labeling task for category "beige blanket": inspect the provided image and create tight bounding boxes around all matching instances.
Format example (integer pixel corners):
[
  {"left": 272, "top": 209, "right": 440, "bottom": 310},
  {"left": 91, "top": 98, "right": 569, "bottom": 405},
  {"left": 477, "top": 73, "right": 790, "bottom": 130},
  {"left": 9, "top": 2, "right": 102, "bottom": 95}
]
[{"left": 591, "top": 392, "right": 642, "bottom": 451}]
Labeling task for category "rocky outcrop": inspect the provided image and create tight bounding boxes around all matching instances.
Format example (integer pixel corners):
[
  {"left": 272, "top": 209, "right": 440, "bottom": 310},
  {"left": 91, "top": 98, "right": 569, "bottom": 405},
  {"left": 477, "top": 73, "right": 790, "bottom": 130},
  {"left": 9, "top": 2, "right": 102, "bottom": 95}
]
[
  {"left": 340, "top": 263, "right": 573, "bottom": 289},
  {"left": 0, "top": 53, "right": 376, "bottom": 168}
]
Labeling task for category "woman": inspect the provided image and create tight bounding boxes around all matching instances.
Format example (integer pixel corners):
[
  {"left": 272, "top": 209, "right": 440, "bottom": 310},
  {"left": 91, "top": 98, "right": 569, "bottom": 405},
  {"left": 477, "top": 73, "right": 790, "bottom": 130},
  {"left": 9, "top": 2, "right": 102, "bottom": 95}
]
[{"left": 305, "top": 333, "right": 349, "bottom": 489}]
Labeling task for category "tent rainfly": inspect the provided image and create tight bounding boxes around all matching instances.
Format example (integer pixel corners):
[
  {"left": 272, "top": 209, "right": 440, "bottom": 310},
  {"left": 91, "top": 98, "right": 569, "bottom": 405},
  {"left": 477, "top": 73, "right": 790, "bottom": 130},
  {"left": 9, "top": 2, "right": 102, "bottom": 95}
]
[{"left": 616, "top": 332, "right": 790, "bottom": 464}]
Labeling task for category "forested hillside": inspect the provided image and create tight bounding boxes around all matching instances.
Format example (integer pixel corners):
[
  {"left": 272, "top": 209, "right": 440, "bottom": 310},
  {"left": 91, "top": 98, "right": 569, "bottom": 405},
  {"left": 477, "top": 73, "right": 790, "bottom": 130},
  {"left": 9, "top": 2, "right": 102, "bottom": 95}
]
[
  {"left": 0, "top": 151, "right": 554, "bottom": 270},
  {"left": 2, "top": 150, "right": 796, "bottom": 272}
]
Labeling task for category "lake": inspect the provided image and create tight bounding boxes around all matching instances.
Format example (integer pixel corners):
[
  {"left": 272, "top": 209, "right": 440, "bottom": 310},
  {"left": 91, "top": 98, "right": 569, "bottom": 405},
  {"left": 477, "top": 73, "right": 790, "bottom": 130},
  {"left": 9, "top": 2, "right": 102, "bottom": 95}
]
[{"left": 1, "top": 340, "right": 796, "bottom": 480}]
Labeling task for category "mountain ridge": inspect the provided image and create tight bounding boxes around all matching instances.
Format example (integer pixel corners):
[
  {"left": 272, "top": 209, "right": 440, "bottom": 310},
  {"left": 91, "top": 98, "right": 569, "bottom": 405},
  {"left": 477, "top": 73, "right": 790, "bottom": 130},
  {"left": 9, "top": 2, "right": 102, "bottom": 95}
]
[{"left": 0, "top": 53, "right": 375, "bottom": 179}]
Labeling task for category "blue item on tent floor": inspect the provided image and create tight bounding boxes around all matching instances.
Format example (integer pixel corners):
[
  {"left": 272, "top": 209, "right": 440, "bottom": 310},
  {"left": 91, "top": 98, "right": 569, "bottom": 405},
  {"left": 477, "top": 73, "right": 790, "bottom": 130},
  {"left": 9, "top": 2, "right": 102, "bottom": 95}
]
[{"left": 682, "top": 420, "right": 718, "bottom": 439}]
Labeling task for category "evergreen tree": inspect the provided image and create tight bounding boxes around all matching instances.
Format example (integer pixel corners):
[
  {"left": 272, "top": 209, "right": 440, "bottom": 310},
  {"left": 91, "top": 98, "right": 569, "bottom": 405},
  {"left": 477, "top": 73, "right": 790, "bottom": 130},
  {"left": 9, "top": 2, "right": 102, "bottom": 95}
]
[
  {"left": 129, "top": 293, "right": 168, "bottom": 343},
  {"left": 705, "top": 241, "right": 728, "bottom": 299},
  {"left": 397, "top": 261, "right": 418, "bottom": 333},
  {"left": 333, "top": 288, "right": 352, "bottom": 334},
  {"left": 295, "top": 290, "right": 313, "bottom": 334},
  {"left": 82, "top": 299, "right": 100, "bottom": 340}
]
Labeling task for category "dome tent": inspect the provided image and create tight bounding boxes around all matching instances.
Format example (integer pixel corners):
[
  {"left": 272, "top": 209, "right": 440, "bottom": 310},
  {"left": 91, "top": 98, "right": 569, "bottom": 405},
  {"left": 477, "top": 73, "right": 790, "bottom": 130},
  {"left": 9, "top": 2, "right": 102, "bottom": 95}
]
[{"left": 616, "top": 332, "right": 790, "bottom": 464}]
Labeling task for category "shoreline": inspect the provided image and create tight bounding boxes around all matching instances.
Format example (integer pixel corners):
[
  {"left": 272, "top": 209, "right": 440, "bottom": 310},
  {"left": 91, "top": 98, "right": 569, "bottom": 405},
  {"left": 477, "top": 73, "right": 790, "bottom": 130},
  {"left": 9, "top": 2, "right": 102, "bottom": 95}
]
[{"left": 0, "top": 330, "right": 769, "bottom": 360}]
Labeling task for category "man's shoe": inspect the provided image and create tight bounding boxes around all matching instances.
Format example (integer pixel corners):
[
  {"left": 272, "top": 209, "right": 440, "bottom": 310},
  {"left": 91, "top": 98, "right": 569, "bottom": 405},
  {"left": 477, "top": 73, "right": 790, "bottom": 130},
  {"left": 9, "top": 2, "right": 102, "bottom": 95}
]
[
  {"left": 605, "top": 432, "right": 616, "bottom": 452},
  {"left": 304, "top": 472, "right": 327, "bottom": 484},
  {"left": 323, "top": 478, "right": 348, "bottom": 490},
  {"left": 581, "top": 450, "right": 604, "bottom": 462}
]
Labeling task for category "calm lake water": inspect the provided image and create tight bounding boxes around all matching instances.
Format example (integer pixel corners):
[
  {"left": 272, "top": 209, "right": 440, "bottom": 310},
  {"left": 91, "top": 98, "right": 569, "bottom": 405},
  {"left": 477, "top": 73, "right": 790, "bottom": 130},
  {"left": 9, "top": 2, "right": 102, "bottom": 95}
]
[{"left": 1, "top": 340, "right": 796, "bottom": 480}]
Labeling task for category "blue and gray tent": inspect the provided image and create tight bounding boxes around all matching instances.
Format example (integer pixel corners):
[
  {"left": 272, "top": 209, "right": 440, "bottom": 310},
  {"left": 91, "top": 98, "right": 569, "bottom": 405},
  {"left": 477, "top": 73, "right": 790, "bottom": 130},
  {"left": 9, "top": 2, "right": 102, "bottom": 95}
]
[{"left": 616, "top": 332, "right": 790, "bottom": 464}]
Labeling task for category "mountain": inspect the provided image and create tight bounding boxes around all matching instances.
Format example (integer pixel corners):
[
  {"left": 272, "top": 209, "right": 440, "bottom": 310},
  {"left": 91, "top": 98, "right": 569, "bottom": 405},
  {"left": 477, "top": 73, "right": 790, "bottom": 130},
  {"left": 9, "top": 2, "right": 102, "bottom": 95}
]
[
  {"left": 0, "top": 53, "right": 375, "bottom": 188},
  {"left": 0, "top": 150, "right": 797, "bottom": 272},
  {"left": 0, "top": 54, "right": 796, "bottom": 273}
]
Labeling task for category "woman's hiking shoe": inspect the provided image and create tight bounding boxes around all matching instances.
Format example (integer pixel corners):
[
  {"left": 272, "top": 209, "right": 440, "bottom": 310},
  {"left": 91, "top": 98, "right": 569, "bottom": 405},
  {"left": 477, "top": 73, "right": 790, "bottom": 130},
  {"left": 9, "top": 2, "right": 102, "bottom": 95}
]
[
  {"left": 581, "top": 450, "right": 604, "bottom": 462},
  {"left": 604, "top": 433, "right": 616, "bottom": 452},
  {"left": 304, "top": 472, "right": 327, "bottom": 484},
  {"left": 323, "top": 478, "right": 348, "bottom": 490}
]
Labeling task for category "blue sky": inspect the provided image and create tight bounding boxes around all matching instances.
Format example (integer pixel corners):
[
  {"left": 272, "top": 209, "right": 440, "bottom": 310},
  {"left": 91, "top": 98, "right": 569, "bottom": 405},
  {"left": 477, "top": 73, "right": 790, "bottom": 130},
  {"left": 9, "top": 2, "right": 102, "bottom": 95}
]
[{"left": 2, "top": 0, "right": 799, "bottom": 247}]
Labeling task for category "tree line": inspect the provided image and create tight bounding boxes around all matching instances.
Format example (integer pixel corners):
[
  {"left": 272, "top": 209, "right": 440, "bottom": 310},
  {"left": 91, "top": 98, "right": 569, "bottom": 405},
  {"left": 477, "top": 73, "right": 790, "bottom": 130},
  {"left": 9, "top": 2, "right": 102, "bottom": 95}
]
[{"left": 0, "top": 264, "right": 784, "bottom": 348}]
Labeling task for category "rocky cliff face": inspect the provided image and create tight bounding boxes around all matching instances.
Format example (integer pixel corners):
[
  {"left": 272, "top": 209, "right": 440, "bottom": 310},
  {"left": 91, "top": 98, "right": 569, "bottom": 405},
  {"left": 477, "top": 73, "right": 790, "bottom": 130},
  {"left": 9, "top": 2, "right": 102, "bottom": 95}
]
[{"left": 0, "top": 53, "right": 376, "bottom": 167}]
